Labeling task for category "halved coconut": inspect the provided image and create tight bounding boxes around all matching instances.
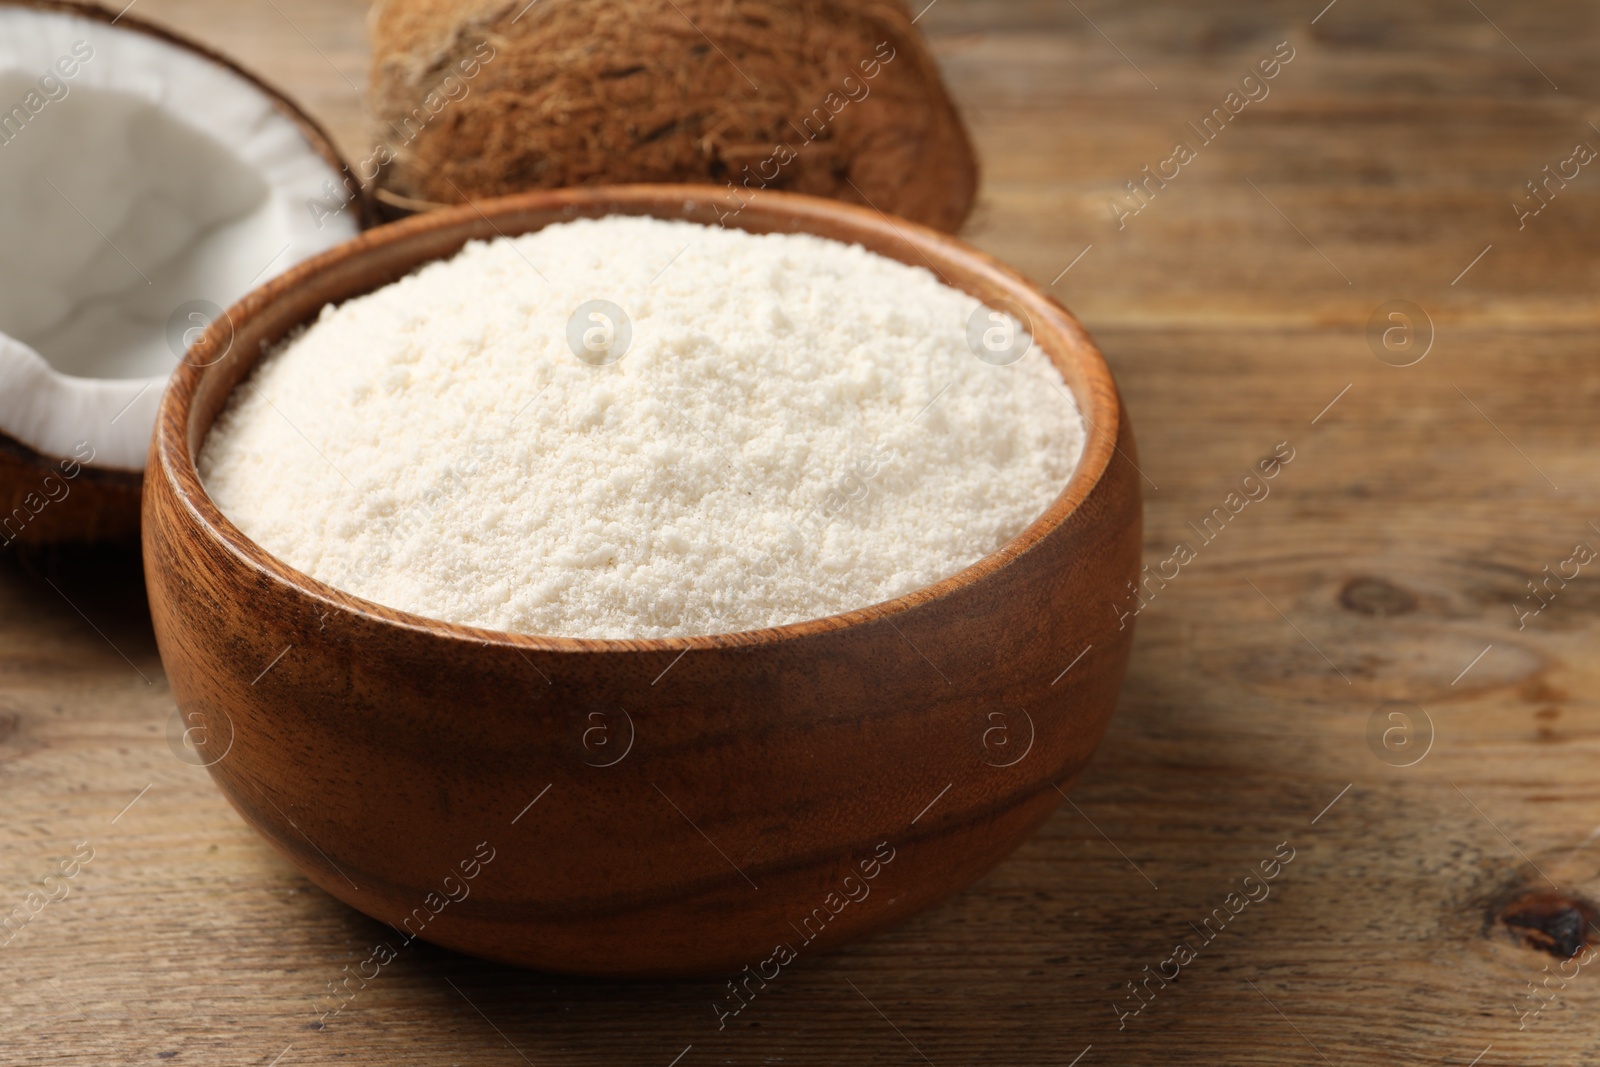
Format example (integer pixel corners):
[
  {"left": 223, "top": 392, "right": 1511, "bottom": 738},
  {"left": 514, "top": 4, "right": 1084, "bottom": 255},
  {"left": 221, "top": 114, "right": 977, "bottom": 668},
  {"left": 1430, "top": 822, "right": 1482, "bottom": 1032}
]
[{"left": 0, "top": 0, "right": 361, "bottom": 545}]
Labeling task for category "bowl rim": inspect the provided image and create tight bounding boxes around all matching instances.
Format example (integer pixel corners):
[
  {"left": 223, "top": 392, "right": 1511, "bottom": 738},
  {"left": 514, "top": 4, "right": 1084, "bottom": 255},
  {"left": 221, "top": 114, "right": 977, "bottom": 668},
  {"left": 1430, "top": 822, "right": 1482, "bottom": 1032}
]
[{"left": 151, "top": 183, "right": 1124, "bottom": 654}]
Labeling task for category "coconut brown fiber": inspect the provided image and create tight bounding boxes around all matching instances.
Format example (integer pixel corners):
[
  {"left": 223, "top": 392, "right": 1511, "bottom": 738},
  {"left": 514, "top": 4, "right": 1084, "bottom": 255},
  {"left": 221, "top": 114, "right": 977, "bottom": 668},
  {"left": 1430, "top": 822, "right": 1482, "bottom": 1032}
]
[
  {"left": 0, "top": 433, "right": 139, "bottom": 546},
  {"left": 366, "top": 0, "right": 979, "bottom": 231}
]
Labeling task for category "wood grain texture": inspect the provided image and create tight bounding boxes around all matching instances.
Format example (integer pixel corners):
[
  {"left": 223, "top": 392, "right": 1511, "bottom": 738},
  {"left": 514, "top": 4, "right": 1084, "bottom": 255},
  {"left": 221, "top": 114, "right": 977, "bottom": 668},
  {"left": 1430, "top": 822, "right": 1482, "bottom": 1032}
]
[
  {"left": 140, "top": 183, "right": 1140, "bottom": 977},
  {"left": 3, "top": 0, "right": 1599, "bottom": 1062}
]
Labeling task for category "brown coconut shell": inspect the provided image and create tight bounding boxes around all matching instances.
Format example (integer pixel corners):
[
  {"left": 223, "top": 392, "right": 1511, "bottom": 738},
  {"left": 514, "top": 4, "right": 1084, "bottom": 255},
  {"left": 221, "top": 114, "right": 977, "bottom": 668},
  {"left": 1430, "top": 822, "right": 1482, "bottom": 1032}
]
[
  {"left": 0, "top": 0, "right": 364, "bottom": 546},
  {"left": 0, "top": 433, "right": 140, "bottom": 547},
  {"left": 366, "top": 0, "right": 979, "bottom": 232}
]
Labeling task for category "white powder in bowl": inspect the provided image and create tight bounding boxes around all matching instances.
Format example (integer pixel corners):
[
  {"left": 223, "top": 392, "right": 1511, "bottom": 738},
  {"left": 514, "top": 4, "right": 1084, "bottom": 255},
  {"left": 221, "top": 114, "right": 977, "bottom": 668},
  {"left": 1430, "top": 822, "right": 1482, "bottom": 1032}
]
[{"left": 200, "top": 216, "right": 1087, "bottom": 639}]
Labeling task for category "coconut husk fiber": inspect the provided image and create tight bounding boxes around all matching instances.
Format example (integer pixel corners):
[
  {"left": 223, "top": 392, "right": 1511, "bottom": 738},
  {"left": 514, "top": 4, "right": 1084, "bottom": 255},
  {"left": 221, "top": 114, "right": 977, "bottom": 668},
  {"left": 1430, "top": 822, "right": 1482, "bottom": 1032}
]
[
  {"left": 0, "top": 433, "right": 140, "bottom": 547},
  {"left": 366, "top": 0, "right": 978, "bottom": 231}
]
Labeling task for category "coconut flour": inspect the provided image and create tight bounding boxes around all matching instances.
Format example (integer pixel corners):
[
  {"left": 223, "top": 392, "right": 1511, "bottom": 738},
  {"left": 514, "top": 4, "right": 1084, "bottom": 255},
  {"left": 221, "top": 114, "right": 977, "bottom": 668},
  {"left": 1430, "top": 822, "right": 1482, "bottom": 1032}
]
[{"left": 200, "top": 216, "right": 1087, "bottom": 639}]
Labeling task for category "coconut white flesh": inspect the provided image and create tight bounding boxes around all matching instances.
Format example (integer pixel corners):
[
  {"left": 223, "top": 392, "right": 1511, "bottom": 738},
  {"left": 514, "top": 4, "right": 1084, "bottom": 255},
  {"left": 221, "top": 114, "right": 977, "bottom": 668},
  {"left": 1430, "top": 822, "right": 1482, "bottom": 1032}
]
[{"left": 0, "top": 8, "right": 357, "bottom": 471}]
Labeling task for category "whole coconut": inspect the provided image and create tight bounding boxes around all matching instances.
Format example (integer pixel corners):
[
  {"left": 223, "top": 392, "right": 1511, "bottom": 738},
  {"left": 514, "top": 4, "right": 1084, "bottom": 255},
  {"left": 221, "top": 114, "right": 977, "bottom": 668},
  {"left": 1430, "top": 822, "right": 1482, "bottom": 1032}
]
[{"left": 365, "top": 0, "right": 979, "bottom": 231}]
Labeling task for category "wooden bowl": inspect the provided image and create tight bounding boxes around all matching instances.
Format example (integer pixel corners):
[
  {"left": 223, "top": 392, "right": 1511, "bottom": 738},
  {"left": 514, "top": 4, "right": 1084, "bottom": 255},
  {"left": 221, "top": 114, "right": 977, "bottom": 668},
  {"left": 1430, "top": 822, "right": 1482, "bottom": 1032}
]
[{"left": 142, "top": 185, "right": 1142, "bottom": 978}]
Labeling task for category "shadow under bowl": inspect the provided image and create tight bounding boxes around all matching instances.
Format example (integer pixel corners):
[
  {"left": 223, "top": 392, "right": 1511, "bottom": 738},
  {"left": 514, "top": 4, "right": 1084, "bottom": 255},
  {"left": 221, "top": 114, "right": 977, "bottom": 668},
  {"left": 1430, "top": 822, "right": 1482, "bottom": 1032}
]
[{"left": 142, "top": 184, "right": 1143, "bottom": 978}]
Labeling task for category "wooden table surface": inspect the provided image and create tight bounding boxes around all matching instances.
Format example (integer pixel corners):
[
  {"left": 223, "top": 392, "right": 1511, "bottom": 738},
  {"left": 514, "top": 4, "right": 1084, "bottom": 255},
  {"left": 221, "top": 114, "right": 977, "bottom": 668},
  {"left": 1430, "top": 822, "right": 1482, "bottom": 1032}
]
[{"left": 5, "top": 0, "right": 1599, "bottom": 1062}]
